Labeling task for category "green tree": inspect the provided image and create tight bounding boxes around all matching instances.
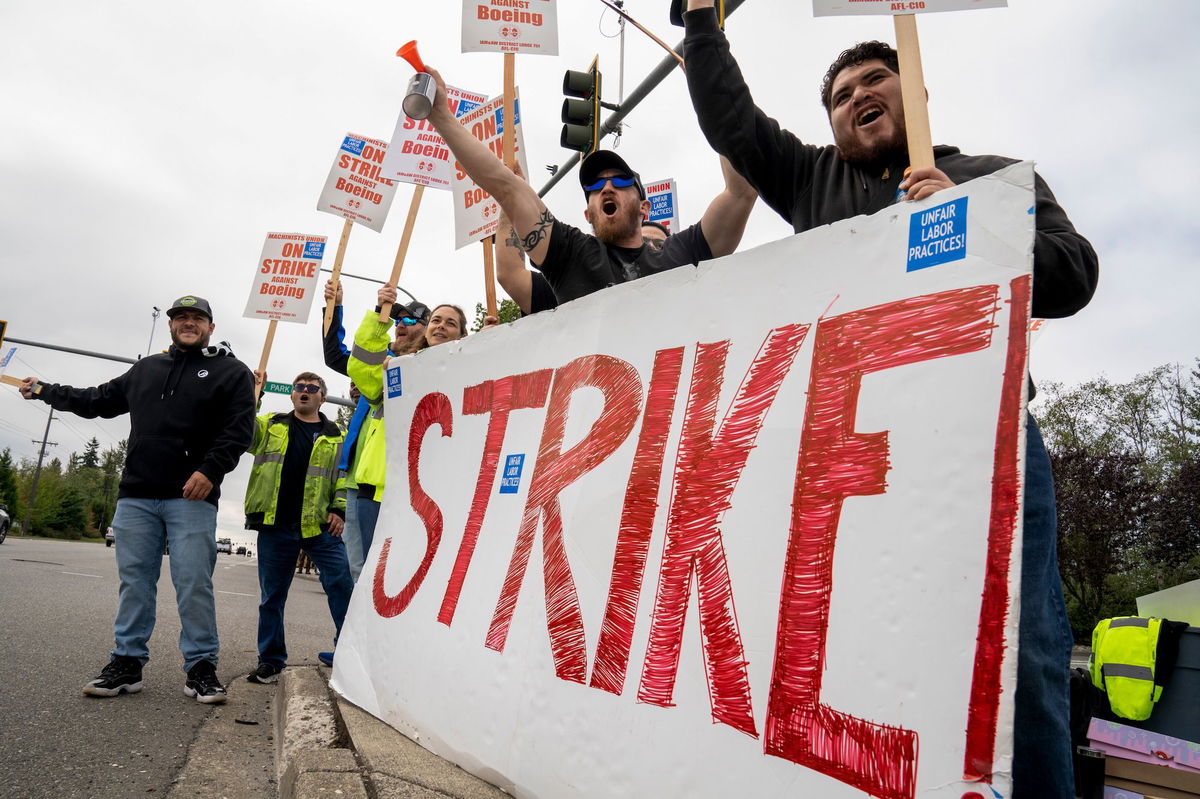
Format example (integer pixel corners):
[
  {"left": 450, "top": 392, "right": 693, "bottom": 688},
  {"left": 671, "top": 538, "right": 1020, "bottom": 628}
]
[
  {"left": 471, "top": 298, "right": 522, "bottom": 332},
  {"left": 0, "top": 448, "right": 21, "bottom": 521},
  {"left": 81, "top": 437, "right": 101, "bottom": 469},
  {"left": 1052, "top": 448, "right": 1153, "bottom": 640}
]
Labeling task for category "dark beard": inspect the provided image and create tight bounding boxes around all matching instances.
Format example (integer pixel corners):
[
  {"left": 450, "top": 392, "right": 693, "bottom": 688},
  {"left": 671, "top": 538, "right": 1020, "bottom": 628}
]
[
  {"left": 835, "top": 128, "right": 908, "bottom": 169},
  {"left": 592, "top": 205, "right": 642, "bottom": 245},
  {"left": 170, "top": 330, "right": 211, "bottom": 350}
]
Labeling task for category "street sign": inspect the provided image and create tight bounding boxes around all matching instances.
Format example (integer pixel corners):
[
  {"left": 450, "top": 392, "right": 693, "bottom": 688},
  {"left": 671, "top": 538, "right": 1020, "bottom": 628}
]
[{"left": 264, "top": 381, "right": 293, "bottom": 395}]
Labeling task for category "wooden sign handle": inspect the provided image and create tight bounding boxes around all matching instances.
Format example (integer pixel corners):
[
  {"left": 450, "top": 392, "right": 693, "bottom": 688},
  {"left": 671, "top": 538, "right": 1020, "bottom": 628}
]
[
  {"left": 379, "top": 184, "right": 426, "bottom": 323},
  {"left": 322, "top": 219, "right": 354, "bottom": 335},
  {"left": 1, "top": 374, "right": 39, "bottom": 394},
  {"left": 483, "top": 238, "right": 498, "bottom": 318},
  {"left": 255, "top": 319, "right": 278, "bottom": 398},
  {"left": 502, "top": 53, "right": 516, "bottom": 169},
  {"left": 893, "top": 14, "right": 935, "bottom": 171}
]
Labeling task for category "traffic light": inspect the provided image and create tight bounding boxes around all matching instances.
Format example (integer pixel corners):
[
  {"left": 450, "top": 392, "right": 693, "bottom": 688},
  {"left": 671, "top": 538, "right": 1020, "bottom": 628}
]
[{"left": 561, "top": 57, "right": 601, "bottom": 155}]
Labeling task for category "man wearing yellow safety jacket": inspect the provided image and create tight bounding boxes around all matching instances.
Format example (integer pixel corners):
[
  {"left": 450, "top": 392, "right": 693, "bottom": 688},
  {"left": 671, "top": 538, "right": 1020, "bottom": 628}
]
[
  {"left": 244, "top": 372, "right": 352, "bottom": 682},
  {"left": 1090, "top": 616, "right": 1163, "bottom": 721},
  {"left": 347, "top": 288, "right": 432, "bottom": 574}
]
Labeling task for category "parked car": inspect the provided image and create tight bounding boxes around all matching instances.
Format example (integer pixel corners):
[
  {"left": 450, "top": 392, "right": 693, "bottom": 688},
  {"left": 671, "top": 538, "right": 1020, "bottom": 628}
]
[
  {"left": 236, "top": 545, "right": 247, "bottom": 556},
  {"left": 105, "top": 527, "right": 115, "bottom": 547},
  {"left": 0, "top": 504, "right": 10, "bottom": 544},
  {"left": 216, "top": 539, "right": 232, "bottom": 555}
]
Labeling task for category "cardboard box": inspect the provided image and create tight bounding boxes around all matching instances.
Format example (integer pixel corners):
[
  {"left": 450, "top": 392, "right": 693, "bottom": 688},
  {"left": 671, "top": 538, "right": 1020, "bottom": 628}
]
[
  {"left": 1106, "top": 776, "right": 1197, "bottom": 799},
  {"left": 1107, "top": 756, "right": 1200, "bottom": 797},
  {"left": 1089, "top": 717, "right": 1200, "bottom": 774}
]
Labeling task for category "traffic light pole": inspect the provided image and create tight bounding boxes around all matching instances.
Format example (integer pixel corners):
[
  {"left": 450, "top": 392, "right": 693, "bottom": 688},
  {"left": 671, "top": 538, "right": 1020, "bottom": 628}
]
[{"left": 538, "top": 0, "right": 748, "bottom": 198}]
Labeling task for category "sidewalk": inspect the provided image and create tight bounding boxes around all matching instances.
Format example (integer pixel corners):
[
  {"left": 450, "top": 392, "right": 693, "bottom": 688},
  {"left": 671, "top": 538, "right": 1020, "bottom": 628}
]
[{"left": 276, "top": 664, "right": 510, "bottom": 799}]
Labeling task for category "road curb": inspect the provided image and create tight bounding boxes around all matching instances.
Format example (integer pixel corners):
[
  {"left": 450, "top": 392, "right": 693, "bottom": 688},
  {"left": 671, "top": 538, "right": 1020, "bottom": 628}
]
[
  {"left": 277, "top": 665, "right": 366, "bottom": 799},
  {"left": 275, "top": 664, "right": 510, "bottom": 799}
]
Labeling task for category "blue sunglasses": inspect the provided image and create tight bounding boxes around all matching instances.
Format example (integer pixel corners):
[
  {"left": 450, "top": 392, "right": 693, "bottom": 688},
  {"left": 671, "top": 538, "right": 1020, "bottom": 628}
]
[{"left": 583, "top": 174, "right": 639, "bottom": 193}]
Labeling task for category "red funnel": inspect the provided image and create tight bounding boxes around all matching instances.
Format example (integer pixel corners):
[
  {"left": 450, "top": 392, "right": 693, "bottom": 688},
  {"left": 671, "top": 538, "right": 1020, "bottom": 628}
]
[{"left": 396, "top": 41, "right": 426, "bottom": 73}]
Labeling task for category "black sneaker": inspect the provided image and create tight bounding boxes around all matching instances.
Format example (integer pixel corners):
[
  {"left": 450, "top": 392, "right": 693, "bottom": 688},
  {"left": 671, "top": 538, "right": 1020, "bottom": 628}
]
[
  {"left": 83, "top": 655, "right": 144, "bottom": 697},
  {"left": 246, "top": 663, "right": 283, "bottom": 685},
  {"left": 183, "top": 660, "right": 228, "bottom": 704}
]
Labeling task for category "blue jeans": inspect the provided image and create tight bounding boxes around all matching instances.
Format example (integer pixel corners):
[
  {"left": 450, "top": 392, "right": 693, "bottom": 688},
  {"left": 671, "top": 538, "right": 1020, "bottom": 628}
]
[
  {"left": 255, "top": 523, "right": 354, "bottom": 667},
  {"left": 110, "top": 497, "right": 219, "bottom": 671},
  {"left": 355, "top": 494, "right": 381, "bottom": 569},
  {"left": 1012, "top": 417, "right": 1074, "bottom": 798},
  {"left": 342, "top": 487, "right": 364, "bottom": 582}
]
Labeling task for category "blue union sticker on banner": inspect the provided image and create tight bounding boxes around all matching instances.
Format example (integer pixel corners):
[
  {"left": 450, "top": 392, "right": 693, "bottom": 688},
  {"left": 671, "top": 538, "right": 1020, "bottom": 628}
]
[
  {"left": 498, "top": 453, "right": 525, "bottom": 494},
  {"left": 386, "top": 365, "right": 402, "bottom": 399},
  {"left": 907, "top": 197, "right": 968, "bottom": 272}
]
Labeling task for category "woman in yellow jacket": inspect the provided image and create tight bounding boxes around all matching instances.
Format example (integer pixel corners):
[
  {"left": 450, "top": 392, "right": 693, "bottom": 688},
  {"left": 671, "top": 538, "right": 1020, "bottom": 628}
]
[{"left": 348, "top": 284, "right": 471, "bottom": 566}]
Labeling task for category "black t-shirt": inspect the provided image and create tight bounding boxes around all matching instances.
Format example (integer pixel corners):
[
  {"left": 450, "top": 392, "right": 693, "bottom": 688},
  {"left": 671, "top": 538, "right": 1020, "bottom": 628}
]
[
  {"left": 529, "top": 270, "right": 558, "bottom": 314},
  {"left": 274, "top": 418, "right": 325, "bottom": 528},
  {"left": 533, "top": 219, "right": 712, "bottom": 306}
]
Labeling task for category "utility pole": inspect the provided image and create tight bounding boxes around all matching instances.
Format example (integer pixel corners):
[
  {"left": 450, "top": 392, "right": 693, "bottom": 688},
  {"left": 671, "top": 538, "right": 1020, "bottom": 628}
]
[{"left": 22, "top": 406, "right": 57, "bottom": 535}]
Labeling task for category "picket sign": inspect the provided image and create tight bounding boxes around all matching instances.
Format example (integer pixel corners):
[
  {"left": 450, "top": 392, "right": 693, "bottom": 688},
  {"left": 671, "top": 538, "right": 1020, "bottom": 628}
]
[
  {"left": 461, "top": 0, "right": 559, "bottom": 55},
  {"left": 316, "top": 133, "right": 400, "bottom": 332},
  {"left": 333, "top": 163, "right": 1038, "bottom": 799},
  {"left": 450, "top": 92, "right": 530, "bottom": 250},
  {"left": 243, "top": 232, "right": 326, "bottom": 391},
  {"left": 643, "top": 178, "right": 680, "bottom": 233}
]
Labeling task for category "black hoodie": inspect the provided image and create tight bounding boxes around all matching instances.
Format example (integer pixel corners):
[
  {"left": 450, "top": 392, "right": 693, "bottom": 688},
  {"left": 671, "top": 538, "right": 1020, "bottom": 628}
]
[{"left": 37, "top": 343, "right": 256, "bottom": 505}]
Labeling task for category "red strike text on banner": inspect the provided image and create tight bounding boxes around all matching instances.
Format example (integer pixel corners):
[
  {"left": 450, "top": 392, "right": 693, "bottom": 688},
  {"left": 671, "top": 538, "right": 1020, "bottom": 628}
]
[{"left": 371, "top": 284, "right": 1015, "bottom": 798}]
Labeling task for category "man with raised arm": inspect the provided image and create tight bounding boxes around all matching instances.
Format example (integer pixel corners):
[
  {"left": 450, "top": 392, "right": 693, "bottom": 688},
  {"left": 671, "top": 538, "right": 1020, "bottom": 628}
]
[
  {"left": 20, "top": 295, "right": 255, "bottom": 705},
  {"left": 679, "top": 3, "right": 1098, "bottom": 797},
  {"left": 425, "top": 68, "right": 757, "bottom": 307}
]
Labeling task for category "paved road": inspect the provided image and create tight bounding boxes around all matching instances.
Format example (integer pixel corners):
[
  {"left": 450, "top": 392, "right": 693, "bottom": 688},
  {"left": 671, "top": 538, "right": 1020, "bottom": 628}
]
[{"left": 0, "top": 536, "right": 340, "bottom": 798}]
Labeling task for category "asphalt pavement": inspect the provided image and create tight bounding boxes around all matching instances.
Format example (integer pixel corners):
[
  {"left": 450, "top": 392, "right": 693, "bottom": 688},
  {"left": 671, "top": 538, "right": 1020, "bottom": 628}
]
[{"left": 0, "top": 536, "right": 333, "bottom": 797}]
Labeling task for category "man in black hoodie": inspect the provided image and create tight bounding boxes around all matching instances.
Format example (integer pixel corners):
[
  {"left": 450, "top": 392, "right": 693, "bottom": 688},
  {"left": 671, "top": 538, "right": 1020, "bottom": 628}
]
[
  {"left": 20, "top": 295, "right": 255, "bottom": 704},
  {"left": 680, "top": 5, "right": 1097, "bottom": 798}
]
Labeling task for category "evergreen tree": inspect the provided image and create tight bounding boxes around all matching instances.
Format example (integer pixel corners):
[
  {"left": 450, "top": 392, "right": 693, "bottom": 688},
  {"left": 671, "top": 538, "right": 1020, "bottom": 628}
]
[{"left": 0, "top": 448, "right": 21, "bottom": 520}]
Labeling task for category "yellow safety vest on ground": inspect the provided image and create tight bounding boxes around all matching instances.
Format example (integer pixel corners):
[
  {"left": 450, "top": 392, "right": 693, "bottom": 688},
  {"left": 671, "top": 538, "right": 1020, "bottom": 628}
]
[{"left": 1090, "top": 616, "right": 1163, "bottom": 721}]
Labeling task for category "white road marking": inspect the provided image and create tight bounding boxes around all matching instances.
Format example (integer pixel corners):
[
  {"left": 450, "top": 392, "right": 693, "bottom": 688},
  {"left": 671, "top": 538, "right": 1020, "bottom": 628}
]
[
  {"left": 62, "top": 571, "right": 102, "bottom": 578},
  {"left": 218, "top": 590, "right": 256, "bottom": 597}
]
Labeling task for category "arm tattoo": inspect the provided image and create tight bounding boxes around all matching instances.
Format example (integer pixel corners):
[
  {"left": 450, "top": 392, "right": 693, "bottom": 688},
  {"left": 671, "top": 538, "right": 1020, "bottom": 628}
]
[
  {"left": 521, "top": 209, "right": 554, "bottom": 253},
  {"left": 504, "top": 227, "right": 521, "bottom": 249}
]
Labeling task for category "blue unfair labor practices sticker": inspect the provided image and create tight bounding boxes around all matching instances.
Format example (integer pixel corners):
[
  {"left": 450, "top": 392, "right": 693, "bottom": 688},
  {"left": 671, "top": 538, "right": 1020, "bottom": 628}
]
[
  {"left": 385, "top": 365, "right": 402, "bottom": 399},
  {"left": 304, "top": 241, "right": 326, "bottom": 260},
  {"left": 649, "top": 193, "right": 674, "bottom": 221},
  {"left": 498, "top": 453, "right": 525, "bottom": 494},
  {"left": 907, "top": 197, "right": 968, "bottom": 272},
  {"left": 341, "top": 136, "right": 366, "bottom": 155}
]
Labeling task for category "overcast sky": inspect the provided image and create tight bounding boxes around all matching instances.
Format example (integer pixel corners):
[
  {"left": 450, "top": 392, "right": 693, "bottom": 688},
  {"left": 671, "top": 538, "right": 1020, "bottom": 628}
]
[{"left": 2, "top": 0, "right": 1197, "bottom": 543}]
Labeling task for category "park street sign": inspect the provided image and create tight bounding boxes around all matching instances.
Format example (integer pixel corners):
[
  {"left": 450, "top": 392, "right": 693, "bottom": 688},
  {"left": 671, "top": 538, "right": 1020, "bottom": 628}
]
[
  {"left": 334, "top": 164, "right": 1039, "bottom": 799},
  {"left": 263, "top": 381, "right": 293, "bottom": 395}
]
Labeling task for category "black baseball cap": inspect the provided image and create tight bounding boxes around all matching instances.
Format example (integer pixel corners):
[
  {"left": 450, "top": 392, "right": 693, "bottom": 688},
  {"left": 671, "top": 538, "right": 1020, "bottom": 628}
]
[
  {"left": 390, "top": 300, "right": 431, "bottom": 324},
  {"left": 166, "top": 295, "right": 214, "bottom": 321},
  {"left": 579, "top": 150, "right": 646, "bottom": 200}
]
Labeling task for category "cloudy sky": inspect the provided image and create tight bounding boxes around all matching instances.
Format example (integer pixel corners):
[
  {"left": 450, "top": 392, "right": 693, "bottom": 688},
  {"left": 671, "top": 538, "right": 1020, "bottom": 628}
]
[{"left": 2, "top": 0, "right": 1197, "bottom": 543}]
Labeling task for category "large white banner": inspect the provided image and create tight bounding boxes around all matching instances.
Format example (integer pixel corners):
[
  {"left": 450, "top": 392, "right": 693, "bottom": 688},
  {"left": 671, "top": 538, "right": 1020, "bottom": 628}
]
[
  {"left": 242, "top": 232, "right": 325, "bottom": 323},
  {"left": 451, "top": 92, "right": 530, "bottom": 248},
  {"left": 380, "top": 85, "right": 488, "bottom": 190},
  {"left": 334, "top": 164, "right": 1038, "bottom": 799},
  {"left": 813, "top": 0, "right": 1006, "bottom": 16},
  {"left": 462, "top": 0, "right": 558, "bottom": 55},
  {"left": 316, "top": 133, "right": 399, "bottom": 232}
]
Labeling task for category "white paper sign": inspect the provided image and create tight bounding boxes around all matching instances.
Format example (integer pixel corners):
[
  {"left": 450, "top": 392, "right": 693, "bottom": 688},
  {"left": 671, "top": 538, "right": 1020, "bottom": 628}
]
[
  {"left": 462, "top": 0, "right": 558, "bottom": 55},
  {"left": 450, "top": 91, "right": 530, "bottom": 248},
  {"left": 316, "top": 133, "right": 400, "bottom": 232},
  {"left": 242, "top": 232, "right": 326, "bottom": 323},
  {"left": 813, "top": 0, "right": 1006, "bottom": 16},
  {"left": 381, "top": 85, "right": 488, "bottom": 190},
  {"left": 334, "top": 164, "right": 1038, "bottom": 799},
  {"left": 643, "top": 177, "right": 679, "bottom": 233}
]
